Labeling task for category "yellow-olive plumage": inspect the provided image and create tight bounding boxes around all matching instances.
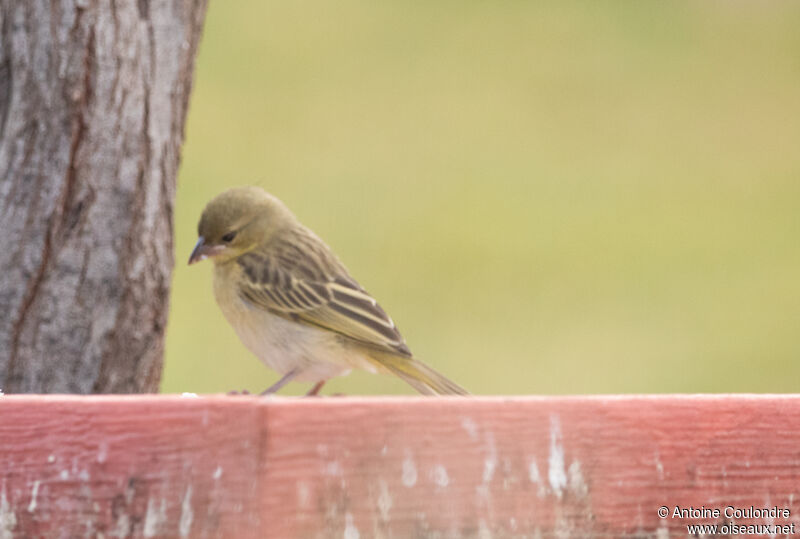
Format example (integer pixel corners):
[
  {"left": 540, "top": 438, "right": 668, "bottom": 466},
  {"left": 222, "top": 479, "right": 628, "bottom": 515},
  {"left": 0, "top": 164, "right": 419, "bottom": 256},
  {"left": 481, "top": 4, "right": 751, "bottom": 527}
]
[{"left": 190, "top": 186, "right": 468, "bottom": 396}]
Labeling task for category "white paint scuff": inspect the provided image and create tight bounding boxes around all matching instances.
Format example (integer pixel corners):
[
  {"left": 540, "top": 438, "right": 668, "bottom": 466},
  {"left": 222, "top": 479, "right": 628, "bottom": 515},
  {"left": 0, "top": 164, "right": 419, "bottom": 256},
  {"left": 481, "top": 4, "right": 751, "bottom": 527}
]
[
  {"left": 548, "top": 415, "right": 567, "bottom": 497},
  {"left": 179, "top": 486, "right": 194, "bottom": 538},
  {"left": 401, "top": 455, "right": 417, "bottom": 488},
  {"left": 27, "top": 481, "right": 41, "bottom": 513}
]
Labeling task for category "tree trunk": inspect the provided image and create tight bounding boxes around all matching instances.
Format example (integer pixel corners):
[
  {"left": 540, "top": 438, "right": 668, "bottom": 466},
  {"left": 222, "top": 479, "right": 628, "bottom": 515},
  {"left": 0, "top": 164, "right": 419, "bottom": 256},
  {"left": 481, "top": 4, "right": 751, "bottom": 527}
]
[{"left": 0, "top": 1, "right": 208, "bottom": 393}]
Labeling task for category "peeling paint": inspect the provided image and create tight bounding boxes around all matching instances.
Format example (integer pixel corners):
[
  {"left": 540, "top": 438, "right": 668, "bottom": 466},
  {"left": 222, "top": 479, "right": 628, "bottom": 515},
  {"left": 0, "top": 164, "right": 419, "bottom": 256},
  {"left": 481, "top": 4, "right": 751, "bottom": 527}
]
[
  {"left": 401, "top": 455, "right": 417, "bottom": 487},
  {"left": 297, "top": 482, "right": 310, "bottom": 508},
  {"left": 343, "top": 512, "right": 360, "bottom": 539},
  {"left": 0, "top": 487, "right": 16, "bottom": 539},
  {"left": 112, "top": 514, "right": 130, "bottom": 538},
  {"left": 461, "top": 417, "right": 479, "bottom": 440},
  {"left": 567, "top": 461, "right": 588, "bottom": 497},
  {"left": 179, "top": 486, "right": 193, "bottom": 538},
  {"left": 478, "top": 519, "right": 492, "bottom": 539},
  {"left": 528, "top": 458, "right": 547, "bottom": 497},
  {"left": 377, "top": 479, "right": 392, "bottom": 521},
  {"left": 27, "top": 481, "right": 40, "bottom": 513},
  {"left": 325, "top": 461, "right": 343, "bottom": 476},
  {"left": 431, "top": 465, "right": 449, "bottom": 488},
  {"left": 97, "top": 442, "right": 108, "bottom": 463},
  {"left": 143, "top": 498, "right": 167, "bottom": 538},
  {"left": 483, "top": 432, "right": 497, "bottom": 484},
  {"left": 548, "top": 415, "right": 567, "bottom": 497},
  {"left": 654, "top": 450, "right": 664, "bottom": 480}
]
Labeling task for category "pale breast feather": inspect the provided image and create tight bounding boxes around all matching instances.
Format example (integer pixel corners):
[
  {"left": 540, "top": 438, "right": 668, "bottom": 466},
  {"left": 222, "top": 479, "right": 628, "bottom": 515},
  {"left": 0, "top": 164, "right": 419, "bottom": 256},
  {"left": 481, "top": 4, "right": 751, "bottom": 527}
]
[{"left": 236, "top": 247, "right": 411, "bottom": 357}]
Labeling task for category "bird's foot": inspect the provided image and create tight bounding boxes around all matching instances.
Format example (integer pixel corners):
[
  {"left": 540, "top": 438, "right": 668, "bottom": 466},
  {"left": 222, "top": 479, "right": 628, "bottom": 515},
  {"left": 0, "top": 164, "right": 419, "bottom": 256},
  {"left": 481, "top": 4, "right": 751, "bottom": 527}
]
[{"left": 304, "top": 381, "right": 326, "bottom": 397}]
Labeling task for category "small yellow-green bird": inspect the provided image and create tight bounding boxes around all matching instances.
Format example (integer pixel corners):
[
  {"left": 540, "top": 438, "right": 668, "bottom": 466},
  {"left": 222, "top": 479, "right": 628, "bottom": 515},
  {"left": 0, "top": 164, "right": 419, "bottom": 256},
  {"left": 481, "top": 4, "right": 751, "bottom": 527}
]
[{"left": 189, "top": 186, "right": 468, "bottom": 396}]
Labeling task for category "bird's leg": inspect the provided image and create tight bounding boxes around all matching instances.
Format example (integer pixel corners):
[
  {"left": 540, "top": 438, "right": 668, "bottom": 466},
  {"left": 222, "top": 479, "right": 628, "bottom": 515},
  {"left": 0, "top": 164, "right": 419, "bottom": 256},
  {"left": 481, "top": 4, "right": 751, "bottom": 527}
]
[
  {"left": 260, "top": 368, "right": 300, "bottom": 395},
  {"left": 305, "top": 381, "right": 326, "bottom": 397}
]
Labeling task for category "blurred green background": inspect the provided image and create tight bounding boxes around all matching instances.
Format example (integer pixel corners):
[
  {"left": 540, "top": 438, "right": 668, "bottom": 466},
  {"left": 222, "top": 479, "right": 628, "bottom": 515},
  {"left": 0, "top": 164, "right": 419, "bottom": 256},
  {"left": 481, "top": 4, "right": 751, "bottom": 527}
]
[{"left": 162, "top": 2, "right": 800, "bottom": 396}]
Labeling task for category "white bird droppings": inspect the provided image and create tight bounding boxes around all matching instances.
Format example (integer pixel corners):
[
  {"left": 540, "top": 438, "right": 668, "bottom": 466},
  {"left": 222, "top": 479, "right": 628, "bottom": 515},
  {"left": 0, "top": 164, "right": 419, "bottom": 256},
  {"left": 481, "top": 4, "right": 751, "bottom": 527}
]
[
  {"left": 27, "top": 481, "right": 40, "bottom": 513},
  {"left": 344, "top": 513, "right": 360, "bottom": 539},
  {"left": 401, "top": 455, "right": 417, "bottom": 487},
  {"left": 179, "top": 486, "right": 193, "bottom": 537},
  {"left": 548, "top": 415, "right": 567, "bottom": 498}
]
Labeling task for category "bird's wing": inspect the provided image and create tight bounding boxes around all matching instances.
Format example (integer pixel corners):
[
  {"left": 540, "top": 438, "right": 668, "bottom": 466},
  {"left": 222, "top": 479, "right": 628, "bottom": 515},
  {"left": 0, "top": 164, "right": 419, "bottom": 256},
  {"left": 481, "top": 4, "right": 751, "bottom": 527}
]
[{"left": 236, "top": 230, "right": 412, "bottom": 357}]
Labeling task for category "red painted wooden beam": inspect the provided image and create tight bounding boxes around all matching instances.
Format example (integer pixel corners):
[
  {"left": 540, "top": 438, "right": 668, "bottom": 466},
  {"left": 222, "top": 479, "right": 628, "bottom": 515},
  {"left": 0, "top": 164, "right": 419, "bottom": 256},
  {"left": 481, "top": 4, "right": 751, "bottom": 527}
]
[{"left": 0, "top": 395, "right": 798, "bottom": 537}]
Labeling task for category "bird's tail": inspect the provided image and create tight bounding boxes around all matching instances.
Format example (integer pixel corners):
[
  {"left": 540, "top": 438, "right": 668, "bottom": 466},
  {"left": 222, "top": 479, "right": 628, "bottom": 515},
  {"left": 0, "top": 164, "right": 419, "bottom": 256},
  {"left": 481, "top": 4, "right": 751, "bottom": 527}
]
[{"left": 367, "top": 353, "right": 469, "bottom": 396}]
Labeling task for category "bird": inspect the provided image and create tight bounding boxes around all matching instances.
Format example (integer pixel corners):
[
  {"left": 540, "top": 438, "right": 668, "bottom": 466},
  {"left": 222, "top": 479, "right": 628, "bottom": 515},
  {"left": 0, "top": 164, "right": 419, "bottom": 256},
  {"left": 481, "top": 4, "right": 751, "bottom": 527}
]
[{"left": 188, "top": 186, "right": 468, "bottom": 396}]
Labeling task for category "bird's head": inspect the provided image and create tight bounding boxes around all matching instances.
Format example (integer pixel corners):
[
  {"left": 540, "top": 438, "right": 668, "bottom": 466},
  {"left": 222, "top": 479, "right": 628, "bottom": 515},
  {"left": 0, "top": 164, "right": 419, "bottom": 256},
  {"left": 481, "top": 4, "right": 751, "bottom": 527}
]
[{"left": 189, "top": 186, "right": 294, "bottom": 265}]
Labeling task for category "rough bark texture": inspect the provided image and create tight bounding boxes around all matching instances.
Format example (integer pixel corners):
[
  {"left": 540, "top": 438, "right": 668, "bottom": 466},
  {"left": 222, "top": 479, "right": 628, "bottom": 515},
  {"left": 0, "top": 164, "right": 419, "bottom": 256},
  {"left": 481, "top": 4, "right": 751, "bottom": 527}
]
[{"left": 0, "top": 0, "right": 208, "bottom": 393}]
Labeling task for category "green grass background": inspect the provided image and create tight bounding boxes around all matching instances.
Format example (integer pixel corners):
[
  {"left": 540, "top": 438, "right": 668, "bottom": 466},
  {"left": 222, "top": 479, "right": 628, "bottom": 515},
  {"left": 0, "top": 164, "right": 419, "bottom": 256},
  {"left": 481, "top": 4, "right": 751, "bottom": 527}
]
[{"left": 162, "top": 2, "right": 800, "bottom": 396}]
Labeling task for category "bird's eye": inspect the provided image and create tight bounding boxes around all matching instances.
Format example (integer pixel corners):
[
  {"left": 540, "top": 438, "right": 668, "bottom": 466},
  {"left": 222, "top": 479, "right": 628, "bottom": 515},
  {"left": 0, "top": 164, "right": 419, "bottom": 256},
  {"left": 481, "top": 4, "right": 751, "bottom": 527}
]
[{"left": 221, "top": 231, "right": 237, "bottom": 243}]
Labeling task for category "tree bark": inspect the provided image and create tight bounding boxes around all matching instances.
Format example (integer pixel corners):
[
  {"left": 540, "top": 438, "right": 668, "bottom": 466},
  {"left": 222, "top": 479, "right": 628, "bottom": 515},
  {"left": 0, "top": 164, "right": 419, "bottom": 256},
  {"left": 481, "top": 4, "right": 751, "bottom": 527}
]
[{"left": 0, "top": 0, "right": 208, "bottom": 393}]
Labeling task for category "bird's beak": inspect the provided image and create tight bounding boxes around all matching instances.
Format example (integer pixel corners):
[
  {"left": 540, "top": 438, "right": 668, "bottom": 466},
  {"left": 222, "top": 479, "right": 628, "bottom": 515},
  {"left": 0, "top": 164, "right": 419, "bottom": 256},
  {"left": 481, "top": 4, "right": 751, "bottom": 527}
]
[{"left": 188, "top": 237, "right": 226, "bottom": 265}]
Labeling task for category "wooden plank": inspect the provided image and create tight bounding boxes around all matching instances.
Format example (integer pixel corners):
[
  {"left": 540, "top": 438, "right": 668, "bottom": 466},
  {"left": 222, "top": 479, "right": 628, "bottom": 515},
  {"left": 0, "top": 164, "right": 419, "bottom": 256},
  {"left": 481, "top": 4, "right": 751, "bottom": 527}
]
[{"left": 1, "top": 395, "right": 799, "bottom": 538}]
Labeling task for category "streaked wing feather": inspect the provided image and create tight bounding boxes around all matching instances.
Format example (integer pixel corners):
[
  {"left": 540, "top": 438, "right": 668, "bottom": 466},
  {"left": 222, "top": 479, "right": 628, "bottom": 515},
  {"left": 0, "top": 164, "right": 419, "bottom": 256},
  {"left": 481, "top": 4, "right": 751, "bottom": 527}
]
[{"left": 237, "top": 231, "right": 411, "bottom": 356}]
